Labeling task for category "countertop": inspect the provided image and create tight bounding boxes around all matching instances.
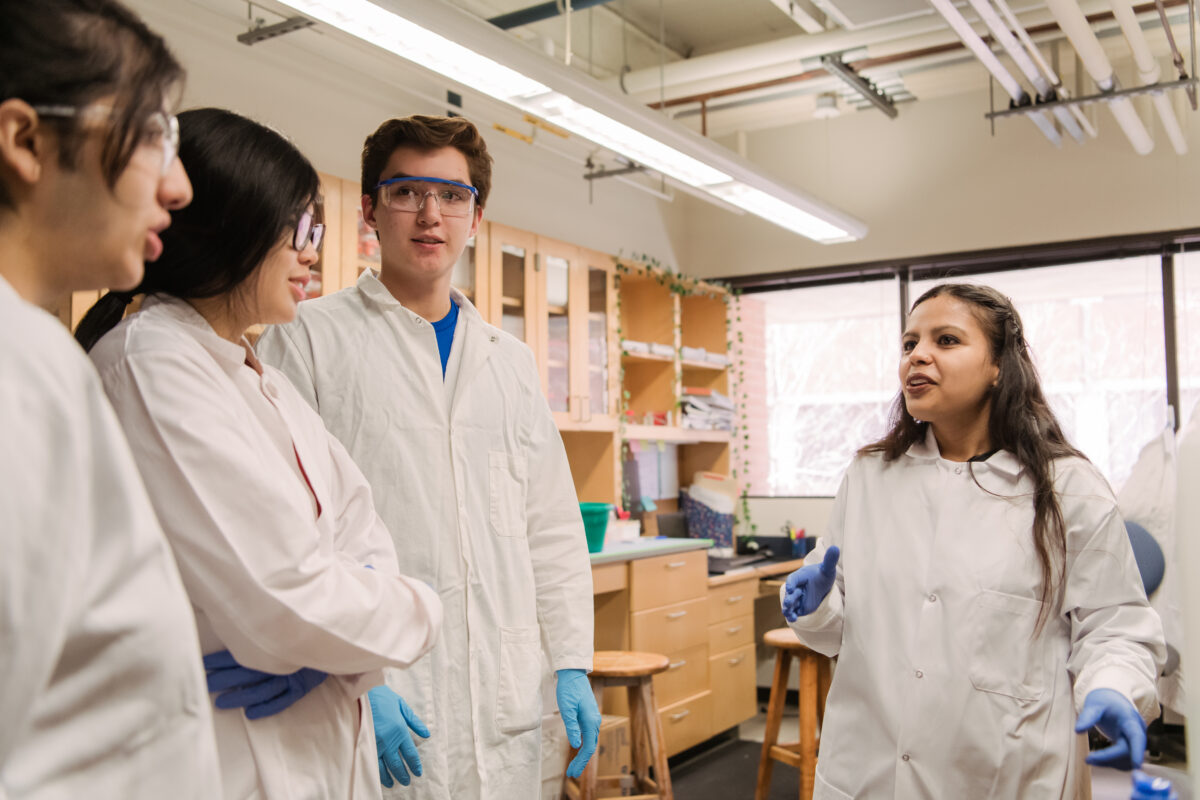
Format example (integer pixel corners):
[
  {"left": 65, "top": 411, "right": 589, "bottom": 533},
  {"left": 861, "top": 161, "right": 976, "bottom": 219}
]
[{"left": 588, "top": 536, "right": 713, "bottom": 565}]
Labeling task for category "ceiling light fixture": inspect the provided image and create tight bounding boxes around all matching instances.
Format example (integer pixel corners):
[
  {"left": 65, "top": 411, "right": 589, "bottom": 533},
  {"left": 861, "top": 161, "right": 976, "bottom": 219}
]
[{"left": 262, "top": 0, "right": 867, "bottom": 243}]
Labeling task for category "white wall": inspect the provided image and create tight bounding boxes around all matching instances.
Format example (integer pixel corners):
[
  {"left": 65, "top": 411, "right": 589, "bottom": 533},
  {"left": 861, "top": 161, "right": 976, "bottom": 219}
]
[
  {"left": 679, "top": 79, "right": 1200, "bottom": 279},
  {"left": 124, "top": 0, "right": 686, "bottom": 266}
]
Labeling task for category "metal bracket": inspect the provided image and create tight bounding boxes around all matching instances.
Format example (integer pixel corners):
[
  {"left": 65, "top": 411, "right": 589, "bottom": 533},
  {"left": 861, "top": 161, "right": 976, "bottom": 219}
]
[
  {"left": 237, "top": 16, "right": 314, "bottom": 46},
  {"left": 820, "top": 55, "right": 898, "bottom": 119},
  {"left": 583, "top": 157, "right": 649, "bottom": 181},
  {"left": 985, "top": 78, "right": 1200, "bottom": 120}
]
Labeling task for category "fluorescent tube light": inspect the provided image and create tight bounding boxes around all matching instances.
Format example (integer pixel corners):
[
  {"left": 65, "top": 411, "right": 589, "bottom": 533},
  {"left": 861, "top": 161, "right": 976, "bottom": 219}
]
[{"left": 268, "top": 0, "right": 866, "bottom": 243}]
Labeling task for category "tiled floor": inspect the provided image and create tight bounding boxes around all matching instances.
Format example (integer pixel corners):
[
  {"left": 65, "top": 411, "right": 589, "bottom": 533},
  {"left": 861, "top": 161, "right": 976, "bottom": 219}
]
[{"left": 735, "top": 705, "right": 1190, "bottom": 799}]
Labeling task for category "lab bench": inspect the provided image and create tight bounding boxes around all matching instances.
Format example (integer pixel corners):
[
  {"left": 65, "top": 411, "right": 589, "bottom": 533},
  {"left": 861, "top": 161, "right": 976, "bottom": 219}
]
[{"left": 589, "top": 538, "right": 772, "bottom": 756}]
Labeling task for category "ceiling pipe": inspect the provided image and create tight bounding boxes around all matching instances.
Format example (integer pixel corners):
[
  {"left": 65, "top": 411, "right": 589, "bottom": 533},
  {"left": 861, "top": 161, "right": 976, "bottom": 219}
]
[
  {"left": 967, "top": 0, "right": 1086, "bottom": 142},
  {"left": 1111, "top": 0, "right": 1189, "bottom": 153},
  {"left": 489, "top": 0, "right": 616, "bottom": 30},
  {"left": 1042, "top": 0, "right": 1155, "bottom": 153},
  {"left": 927, "top": 0, "right": 1063, "bottom": 145},
  {"left": 993, "top": 0, "right": 1097, "bottom": 137}
]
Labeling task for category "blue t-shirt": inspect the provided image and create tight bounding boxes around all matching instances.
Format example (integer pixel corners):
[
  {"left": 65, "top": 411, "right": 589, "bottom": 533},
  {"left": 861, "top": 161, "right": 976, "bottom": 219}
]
[{"left": 432, "top": 299, "right": 459, "bottom": 378}]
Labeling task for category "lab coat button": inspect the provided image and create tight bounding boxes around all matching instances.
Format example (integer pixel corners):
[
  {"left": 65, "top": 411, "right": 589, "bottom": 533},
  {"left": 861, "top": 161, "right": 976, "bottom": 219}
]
[
  {"left": 954, "top": 466, "right": 963, "bottom": 474},
  {"left": 915, "top": 669, "right": 923, "bottom": 679},
  {"left": 901, "top": 753, "right": 911, "bottom": 762},
  {"left": 928, "top": 594, "right": 937, "bottom": 603}
]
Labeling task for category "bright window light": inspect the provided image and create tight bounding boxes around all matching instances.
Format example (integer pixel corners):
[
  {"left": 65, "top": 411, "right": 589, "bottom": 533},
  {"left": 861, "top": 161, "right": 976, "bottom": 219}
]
[{"left": 277, "top": 0, "right": 861, "bottom": 243}]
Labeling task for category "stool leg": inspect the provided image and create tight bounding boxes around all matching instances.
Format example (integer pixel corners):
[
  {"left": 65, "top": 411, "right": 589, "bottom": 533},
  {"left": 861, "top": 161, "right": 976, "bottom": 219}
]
[
  {"left": 627, "top": 683, "right": 650, "bottom": 790},
  {"left": 638, "top": 679, "right": 673, "bottom": 800},
  {"left": 756, "top": 649, "right": 792, "bottom": 800},
  {"left": 572, "top": 680, "right": 606, "bottom": 800},
  {"left": 798, "top": 654, "right": 818, "bottom": 800},
  {"left": 816, "top": 656, "right": 832, "bottom": 732}
]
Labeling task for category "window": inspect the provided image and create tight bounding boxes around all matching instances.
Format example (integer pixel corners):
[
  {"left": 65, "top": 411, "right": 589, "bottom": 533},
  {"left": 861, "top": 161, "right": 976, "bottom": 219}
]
[
  {"left": 912, "top": 257, "right": 1167, "bottom": 490},
  {"left": 1178, "top": 251, "right": 1200, "bottom": 430},
  {"left": 750, "top": 279, "right": 901, "bottom": 496}
]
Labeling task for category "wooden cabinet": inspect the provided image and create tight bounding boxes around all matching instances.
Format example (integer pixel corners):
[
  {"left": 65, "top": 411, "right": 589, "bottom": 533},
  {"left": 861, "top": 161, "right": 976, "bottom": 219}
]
[{"left": 705, "top": 575, "right": 759, "bottom": 735}]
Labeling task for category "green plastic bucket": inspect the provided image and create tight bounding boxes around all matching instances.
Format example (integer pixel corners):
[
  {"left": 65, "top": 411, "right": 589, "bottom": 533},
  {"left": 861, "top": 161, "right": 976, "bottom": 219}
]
[{"left": 579, "top": 502, "right": 613, "bottom": 553}]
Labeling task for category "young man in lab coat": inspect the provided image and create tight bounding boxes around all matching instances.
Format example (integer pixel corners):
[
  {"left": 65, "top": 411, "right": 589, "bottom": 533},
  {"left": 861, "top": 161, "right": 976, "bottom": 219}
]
[{"left": 257, "top": 115, "right": 599, "bottom": 799}]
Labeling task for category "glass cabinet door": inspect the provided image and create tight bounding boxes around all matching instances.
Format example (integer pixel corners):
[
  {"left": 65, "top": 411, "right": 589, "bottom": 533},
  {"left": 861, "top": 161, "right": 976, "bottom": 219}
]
[
  {"left": 587, "top": 263, "right": 611, "bottom": 418},
  {"left": 488, "top": 224, "right": 537, "bottom": 349},
  {"left": 543, "top": 253, "right": 571, "bottom": 415}
]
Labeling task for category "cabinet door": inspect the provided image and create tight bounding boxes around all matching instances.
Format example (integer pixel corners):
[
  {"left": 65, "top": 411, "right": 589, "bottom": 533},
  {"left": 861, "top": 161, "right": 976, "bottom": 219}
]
[
  {"left": 581, "top": 248, "right": 618, "bottom": 422},
  {"left": 487, "top": 223, "right": 538, "bottom": 350},
  {"left": 451, "top": 223, "right": 489, "bottom": 320},
  {"left": 536, "top": 236, "right": 585, "bottom": 423}
]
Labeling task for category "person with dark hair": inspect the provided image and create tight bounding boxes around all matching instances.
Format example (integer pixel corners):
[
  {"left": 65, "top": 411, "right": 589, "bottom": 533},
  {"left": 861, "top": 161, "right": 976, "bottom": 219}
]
[
  {"left": 79, "top": 107, "right": 443, "bottom": 799},
  {"left": 780, "top": 283, "right": 1165, "bottom": 798},
  {"left": 256, "top": 114, "right": 598, "bottom": 798},
  {"left": 0, "top": 1, "right": 226, "bottom": 797}
]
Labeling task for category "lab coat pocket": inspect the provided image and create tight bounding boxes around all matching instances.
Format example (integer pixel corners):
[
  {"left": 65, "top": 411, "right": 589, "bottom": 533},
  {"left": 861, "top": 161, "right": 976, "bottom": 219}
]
[
  {"left": 489, "top": 450, "right": 527, "bottom": 538},
  {"left": 496, "top": 626, "right": 543, "bottom": 733},
  {"left": 968, "top": 590, "right": 1049, "bottom": 703}
]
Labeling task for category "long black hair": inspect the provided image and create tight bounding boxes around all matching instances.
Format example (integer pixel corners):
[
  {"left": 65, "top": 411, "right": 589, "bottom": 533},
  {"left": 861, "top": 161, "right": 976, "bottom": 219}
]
[
  {"left": 76, "top": 108, "right": 320, "bottom": 351},
  {"left": 0, "top": 0, "right": 183, "bottom": 209},
  {"left": 860, "top": 283, "right": 1084, "bottom": 630}
]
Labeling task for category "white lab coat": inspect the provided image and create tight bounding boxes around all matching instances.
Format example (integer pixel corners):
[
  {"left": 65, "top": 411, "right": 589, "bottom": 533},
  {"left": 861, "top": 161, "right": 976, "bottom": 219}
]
[
  {"left": 0, "top": 277, "right": 222, "bottom": 799},
  {"left": 256, "top": 272, "right": 594, "bottom": 800},
  {"left": 785, "top": 428, "right": 1165, "bottom": 800},
  {"left": 89, "top": 295, "right": 443, "bottom": 800},
  {"left": 1117, "top": 424, "right": 1185, "bottom": 718}
]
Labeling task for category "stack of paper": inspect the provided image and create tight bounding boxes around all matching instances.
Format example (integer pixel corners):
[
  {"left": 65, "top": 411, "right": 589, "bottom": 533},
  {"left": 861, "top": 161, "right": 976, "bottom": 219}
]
[{"left": 681, "top": 386, "right": 734, "bottom": 431}]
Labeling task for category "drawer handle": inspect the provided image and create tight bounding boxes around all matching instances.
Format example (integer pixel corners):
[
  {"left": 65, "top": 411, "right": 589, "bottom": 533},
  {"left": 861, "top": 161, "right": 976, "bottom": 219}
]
[
  {"left": 728, "top": 656, "right": 744, "bottom": 666},
  {"left": 669, "top": 709, "right": 690, "bottom": 722},
  {"left": 665, "top": 561, "right": 688, "bottom": 569},
  {"left": 666, "top": 610, "right": 688, "bottom": 620},
  {"left": 726, "top": 625, "right": 743, "bottom": 635},
  {"left": 725, "top": 595, "right": 743, "bottom": 603},
  {"left": 668, "top": 659, "right": 687, "bottom": 670}
]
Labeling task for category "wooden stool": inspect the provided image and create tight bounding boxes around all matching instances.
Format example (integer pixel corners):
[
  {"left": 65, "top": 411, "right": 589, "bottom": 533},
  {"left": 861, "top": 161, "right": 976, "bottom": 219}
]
[
  {"left": 564, "top": 650, "right": 673, "bottom": 800},
  {"left": 756, "top": 628, "right": 832, "bottom": 800}
]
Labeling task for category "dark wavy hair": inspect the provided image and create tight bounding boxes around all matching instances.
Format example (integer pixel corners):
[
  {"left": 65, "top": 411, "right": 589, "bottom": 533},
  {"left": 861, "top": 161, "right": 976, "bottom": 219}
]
[
  {"left": 75, "top": 108, "right": 320, "bottom": 351},
  {"left": 361, "top": 114, "right": 493, "bottom": 208},
  {"left": 0, "top": 0, "right": 183, "bottom": 209},
  {"left": 859, "top": 283, "right": 1084, "bottom": 630}
]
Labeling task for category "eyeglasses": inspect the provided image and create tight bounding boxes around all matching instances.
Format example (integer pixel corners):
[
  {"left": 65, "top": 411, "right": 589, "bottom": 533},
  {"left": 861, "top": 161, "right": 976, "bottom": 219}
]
[
  {"left": 32, "top": 104, "right": 180, "bottom": 176},
  {"left": 373, "top": 176, "right": 478, "bottom": 218},
  {"left": 293, "top": 210, "right": 325, "bottom": 252}
]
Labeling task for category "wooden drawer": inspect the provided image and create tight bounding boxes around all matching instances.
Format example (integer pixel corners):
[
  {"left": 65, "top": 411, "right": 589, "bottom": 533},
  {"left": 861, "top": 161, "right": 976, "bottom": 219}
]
[
  {"left": 709, "top": 643, "right": 757, "bottom": 733},
  {"left": 630, "top": 597, "right": 707, "bottom": 652},
  {"left": 708, "top": 613, "right": 754, "bottom": 654},
  {"left": 629, "top": 550, "right": 707, "bottom": 611},
  {"left": 708, "top": 578, "right": 756, "bottom": 623},
  {"left": 658, "top": 691, "right": 712, "bottom": 756},
  {"left": 653, "top": 642, "right": 709, "bottom": 708},
  {"left": 592, "top": 561, "right": 627, "bottom": 595}
]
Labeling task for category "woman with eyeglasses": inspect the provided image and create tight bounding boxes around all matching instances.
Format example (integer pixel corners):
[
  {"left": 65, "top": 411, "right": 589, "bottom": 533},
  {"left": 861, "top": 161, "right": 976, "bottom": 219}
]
[
  {"left": 0, "top": 1, "right": 225, "bottom": 796},
  {"left": 75, "top": 107, "right": 443, "bottom": 799}
]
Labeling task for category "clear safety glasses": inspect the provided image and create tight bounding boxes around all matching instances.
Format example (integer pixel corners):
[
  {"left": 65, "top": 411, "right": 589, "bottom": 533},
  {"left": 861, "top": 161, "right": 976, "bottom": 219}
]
[
  {"left": 373, "top": 176, "right": 478, "bottom": 218},
  {"left": 293, "top": 210, "right": 325, "bottom": 253},
  {"left": 32, "top": 104, "right": 180, "bottom": 176}
]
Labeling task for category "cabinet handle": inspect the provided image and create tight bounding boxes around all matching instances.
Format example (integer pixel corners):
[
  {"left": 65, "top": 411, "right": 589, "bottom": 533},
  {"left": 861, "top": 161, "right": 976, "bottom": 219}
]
[
  {"left": 725, "top": 595, "right": 743, "bottom": 604},
  {"left": 665, "top": 561, "right": 687, "bottom": 569},
  {"left": 726, "top": 625, "right": 743, "bottom": 635},
  {"left": 669, "top": 709, "right": 690, "bottom": 722},
  {"left": 666, "top": 610, "right": 688, "bottom": 620},
  {"left": 668, "top": 659, "right": 687, "bottom": 670},
  {"left": 728, "top": 656, "right": 744, "bottom": 666}
]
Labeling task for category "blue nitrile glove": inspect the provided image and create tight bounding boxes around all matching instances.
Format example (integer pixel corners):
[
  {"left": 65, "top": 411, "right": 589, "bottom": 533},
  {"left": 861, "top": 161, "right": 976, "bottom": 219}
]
[
  {"left": 781, "top": 546, "right": 840, "bottom": 623},
  {"left": 557, "top": 668, "right": 601, "bottom": 778},
  {"left": 368, "top": 685, "right": 430, "bottom": 788},
  {"left": 1075, "top": 688, "right": 1147, "bottom": 770},
  {"left": 203, "top": 650, "right": 328, "bottom": 720}
]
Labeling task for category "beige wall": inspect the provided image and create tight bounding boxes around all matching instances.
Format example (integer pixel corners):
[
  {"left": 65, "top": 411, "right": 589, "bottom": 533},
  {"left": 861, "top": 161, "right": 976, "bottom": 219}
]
[{"left": 680, "top": 81, "right": 1200, "bottom": 279}]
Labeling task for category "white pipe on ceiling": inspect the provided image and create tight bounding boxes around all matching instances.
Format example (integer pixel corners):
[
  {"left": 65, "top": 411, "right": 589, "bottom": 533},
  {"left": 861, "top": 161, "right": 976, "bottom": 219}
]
[
  {"left": 927, "top": 0, "right": 1063, "bottom": 145},
  {"left": 1042, "top": 0, "right": 1154, "bottom": 153},
  {"left": 966, "top": 0, "right": 1086, "bottom": 142},
  {"left": 1110, "top": 0, "right": 1188, "bottom": 153}
]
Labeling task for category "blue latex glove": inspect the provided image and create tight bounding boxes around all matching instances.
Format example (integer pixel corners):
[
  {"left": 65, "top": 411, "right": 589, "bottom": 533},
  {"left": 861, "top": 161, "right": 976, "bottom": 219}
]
[
  {"left": 557, "top": 668, "right": 601, "bottom": 779},
  {"left": 203, "top": 650, "right": 327, "bottom": 720},
  {"left": 1074, "top": 688, "right": 1147, "bottom": 770},
  {"left": 781, "top": 546, "right": 840, "bottom": 623},
  {"left": 368, "top": 685, "right": 429, "bottom": 788}
]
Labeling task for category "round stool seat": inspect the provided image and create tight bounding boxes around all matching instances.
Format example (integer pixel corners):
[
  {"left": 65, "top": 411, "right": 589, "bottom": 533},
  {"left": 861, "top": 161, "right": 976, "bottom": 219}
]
[
  {"left": 592, "top": 650, "right": 670, "bottom": 678},
  {"left": 763, "top": 626, "right": 813, "bottom": 653}
]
